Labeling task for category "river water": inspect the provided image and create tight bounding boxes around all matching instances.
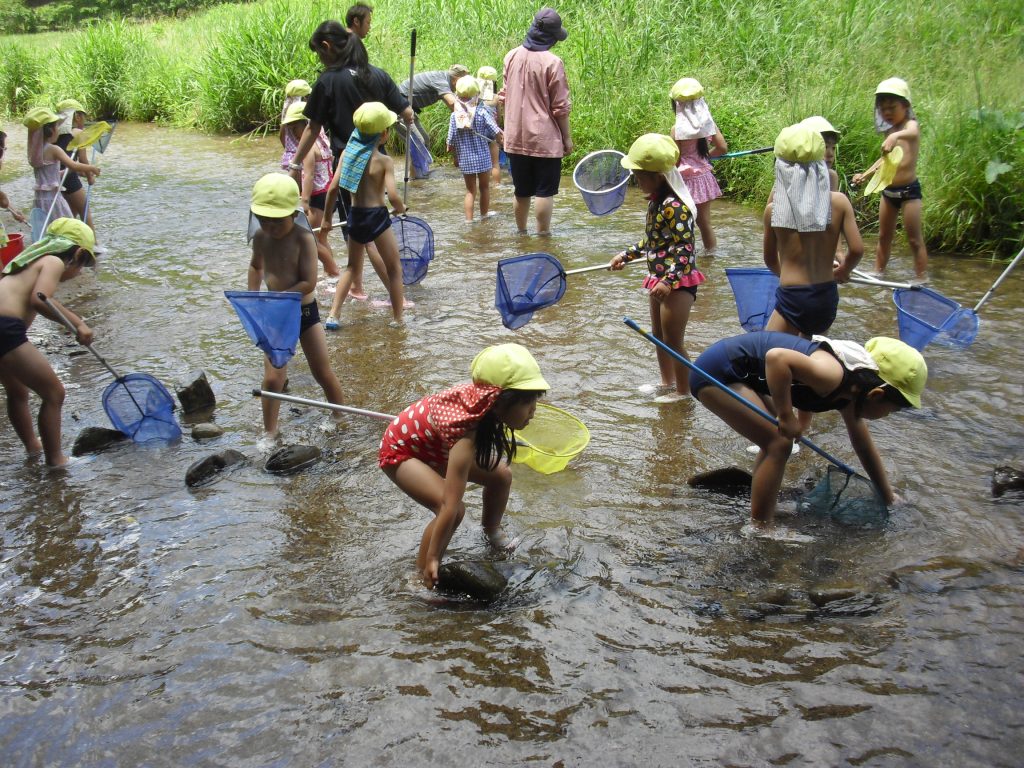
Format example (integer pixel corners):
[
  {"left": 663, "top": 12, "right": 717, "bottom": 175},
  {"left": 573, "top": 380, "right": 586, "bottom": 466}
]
[{"left": 1, "top": 122, "right": 1022, "bottom": 766}]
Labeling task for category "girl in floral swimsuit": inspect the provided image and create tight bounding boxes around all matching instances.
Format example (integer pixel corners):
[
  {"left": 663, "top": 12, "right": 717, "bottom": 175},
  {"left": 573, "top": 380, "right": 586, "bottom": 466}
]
[
  {"left": 379, "top": 343, "right": 549, "bottom": 588},
  {"left": 611, "top": 133, "right": 704, "bottom": 402}
]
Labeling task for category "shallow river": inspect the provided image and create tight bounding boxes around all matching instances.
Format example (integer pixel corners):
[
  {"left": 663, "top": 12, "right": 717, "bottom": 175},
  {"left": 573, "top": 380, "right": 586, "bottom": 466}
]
[{"left": 1, "top": 122, "right": 1022, "bottom": 766}]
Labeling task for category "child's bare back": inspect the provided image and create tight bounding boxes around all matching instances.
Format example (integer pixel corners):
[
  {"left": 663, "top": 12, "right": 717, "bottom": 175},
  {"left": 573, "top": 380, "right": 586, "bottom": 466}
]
[
  {"left": 352, "top": 150, "right": 401, "bottom": 211},
  {"left": 765, "top": 192, "right": 863, "bottom": 285}
]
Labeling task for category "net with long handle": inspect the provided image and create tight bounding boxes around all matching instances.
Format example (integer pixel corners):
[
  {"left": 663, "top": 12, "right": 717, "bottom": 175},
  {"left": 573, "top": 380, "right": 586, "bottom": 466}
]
[
  {"left": 225, "top": 291, "right": 301, "bottom": 368},
  {"left": 392, "top": 214, "right": 434, "bottom": 285},
  {"left": 725, "top": 267, "right": 779, "bottom": 332},
  {"left": 512, "top": 403, "right": 590, "bottom": 474},
  {"left": 103, "top": 374, "right": 182, "bottom": 442},
  {"left": 893, "top": 287, "right": 960, "bottom": 351},
  {"left": 495, "top": 253, "right": 567, "bottom": 329}
]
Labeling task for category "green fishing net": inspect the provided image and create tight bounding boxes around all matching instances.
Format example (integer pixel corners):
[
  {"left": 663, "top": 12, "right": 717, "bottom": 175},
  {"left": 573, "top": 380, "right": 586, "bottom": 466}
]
[{"left": 799, "top": 466, "right": 889, "bottom": 527}]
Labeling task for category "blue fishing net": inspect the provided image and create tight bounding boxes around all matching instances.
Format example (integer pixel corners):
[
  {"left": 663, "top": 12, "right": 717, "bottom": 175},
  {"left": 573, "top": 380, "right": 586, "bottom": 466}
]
[
  {"left": 495, "top": 253, "right": 567, "bottom": 330},
  {"left": 408, "top": 130, "right": 433, "bottom": 178},
  {"left": 225, "top": 290, "right": 301, "bottom": 368},
  {"left": 572, "top": 150, "right": 630, "bottom": 216},
  {"left": 393, "top": 215, "right": 434, "bottom": 286},
  {"left": 936, "top": 308, "right": 979, "bottom": 347},
  {"left": 799, "top": 466, "right": 888, "bottom": 527},
  {"left": 499, "top": 148, "right": 510, "bottom": 170},
  {"left": 893, "top": 287, "right": 960, "bottom": 351},
  {"left": 725, "top": 267, "right": 779, "bottom": 332},
  {"left": 103, "top": 374, "right": 181, "bottom": 442}
]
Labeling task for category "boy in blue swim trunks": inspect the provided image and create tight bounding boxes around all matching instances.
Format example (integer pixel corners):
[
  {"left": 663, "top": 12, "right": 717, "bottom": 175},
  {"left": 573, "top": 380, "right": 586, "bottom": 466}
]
[
  {"left": 322, "top": 102, "right": 409, "bottom": 326},
  {"left": 763, "top": 124, "right": 863, "bottom": 338},
  {"left": 0, "top": 218, "right": 95, "bottom": 466},
  {"left": 248, "top": 173, "right": 345, "bottom": 437},
  {"left": 852, "top": 78, "right": 928, "bottom": 281}
]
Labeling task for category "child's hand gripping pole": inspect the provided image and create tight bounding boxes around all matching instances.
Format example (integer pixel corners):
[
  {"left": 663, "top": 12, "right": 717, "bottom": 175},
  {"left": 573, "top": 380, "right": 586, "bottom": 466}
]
[{"left": 37, "top": 292, "right": 120, "bottom": 380}]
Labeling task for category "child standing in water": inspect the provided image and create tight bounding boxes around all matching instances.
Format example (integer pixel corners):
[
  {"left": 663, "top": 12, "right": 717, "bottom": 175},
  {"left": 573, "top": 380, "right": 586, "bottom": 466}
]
[
  {"left": 0, "top": 218, "right": 96, "bottom": 466},
  {"left": 322, "top": 102, "right": 408, "bottom": 327},
  {"left": 54, "top": 99, "right": 95, "bottom": 232},
  {"left": 611, "top": 134, "right": 704, "bottom": 402},
  {"left": 689, "top": 332, "right": 927, "bottom": 529},
  {"left": 280, "top": 101, "right": 340, "bottom": 278},
  {"left": 476, "top": 65, "right": 504, "bottom": 186},
  {"left": 852, "top": 78, "right": 928, "bottom": 281},
  {"left": 379, "top": 343, "right": 549, "bottom": 588},
  {"left": 446, "top": 75, "right": 502, "bottom": 222},
  {"left": 24, "top": 107, "right": 100, "bottom": 228},
  {"left": 670, "top": 78, "right": 727, "bottom": 252},
  {"left": 763, "top": 124, "right": 863, "bottom": 338},
  {"left": 247, "top": 173, "right": 345, "bottom": 437}
]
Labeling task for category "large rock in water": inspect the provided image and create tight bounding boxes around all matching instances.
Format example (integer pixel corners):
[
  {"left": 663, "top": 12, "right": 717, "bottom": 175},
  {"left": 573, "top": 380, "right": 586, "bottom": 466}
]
[
  {"left": 72, "top": 426, "right": 128, "bottom": 456},
  {"left": 185, "top": 449, "right": 247, "bottom": 487},
  {"left": 437, "top": 560, "right": 508, "bottom": 601},
  {"left": 176, "top": 371, "right": 216, "bottom": 415},
  {"left": 992, "top": 466, "right": 1024, "bottom": 497},
  {"left": 264, "top": 444, "right": 321, "bottom": 475},
  {"left": 688, "top": 466, "right": 753, "bottom": 496}
]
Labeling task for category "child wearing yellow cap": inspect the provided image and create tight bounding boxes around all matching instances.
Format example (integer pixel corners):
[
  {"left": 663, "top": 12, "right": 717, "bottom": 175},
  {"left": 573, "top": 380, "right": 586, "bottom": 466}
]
[
  {"left": 851, "top": 77, "right": 928, "bottom": 282},
  {"left": 610, "top": 134, "right": 704, "bottom": 402},
  {"left": 23, "top": 107, "right": 101, "bottom": 229},
  {"left": 447, "top": 75, "right": 503, "bottom": 222},
  {"left": 322, "top": 102, "right": 408, "bottom": 326},
  {"left": 53, "top": 99, "right": 95, "bottom": 232},
  {"left": 0, "top": 217, "right": 96, "bottom": 466},
  {"left": 476, "top": 65, "right": 505, "bottom": 186},
  {"left": 669, "top": 78, "right": 728, "bottom": 252},
  {"left": 763, "top": 124, "right": 864, "bottom": 338},
  {"left": 247, "top": 173, "right": 346, "bottom": 437},
  {"left": 689, "top": 331, "right": 927, "bottom": 529},
  {"left": 379, "top": 343, "right": 549, "bottom": 587}
]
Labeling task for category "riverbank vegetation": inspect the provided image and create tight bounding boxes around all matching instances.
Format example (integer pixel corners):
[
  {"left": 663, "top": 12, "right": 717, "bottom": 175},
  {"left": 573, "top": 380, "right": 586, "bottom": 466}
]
[{"left": 2, "top": 0, "right": 1021, "bottom": 255}]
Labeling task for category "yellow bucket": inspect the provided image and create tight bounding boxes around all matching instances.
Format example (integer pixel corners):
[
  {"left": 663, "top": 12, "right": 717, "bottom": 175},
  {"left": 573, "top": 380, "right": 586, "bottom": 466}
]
[{"left": 512, "top": 403, "right": 589, "bottom": 474}]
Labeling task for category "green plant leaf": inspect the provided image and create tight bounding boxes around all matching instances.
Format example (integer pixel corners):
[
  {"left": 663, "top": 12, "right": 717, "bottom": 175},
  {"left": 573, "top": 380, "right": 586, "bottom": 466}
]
[{"left": 985, "top": 159, "right": 1012, "bottom": 184}]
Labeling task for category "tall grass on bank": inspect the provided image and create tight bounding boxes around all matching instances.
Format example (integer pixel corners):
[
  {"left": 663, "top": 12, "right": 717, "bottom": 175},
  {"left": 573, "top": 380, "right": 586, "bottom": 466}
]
[{"left": 1, "top": 0, "right": 1021, "bottom": 255}]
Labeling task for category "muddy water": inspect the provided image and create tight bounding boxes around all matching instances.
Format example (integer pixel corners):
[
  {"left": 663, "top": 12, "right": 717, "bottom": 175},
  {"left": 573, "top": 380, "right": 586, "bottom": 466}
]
[{"left": 1, "top": 122, "right": 1022, "bottom": 766}]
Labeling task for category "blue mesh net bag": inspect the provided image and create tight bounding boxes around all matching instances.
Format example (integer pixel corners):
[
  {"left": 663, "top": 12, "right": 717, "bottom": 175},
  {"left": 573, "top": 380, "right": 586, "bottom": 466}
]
[
  {"left": 936, "top": 308, "right": 979, "bottom": 347},
  {"left": 893, "top": 287, "right": 960, "bottom": 351},
  {"left": 798, "top": 466, "right": 889, "bottom": 527},
  {"left": 225, "top": 291, "right": 301, "bottom": 368},
  {"left": 495, "top": 253, "right": 567, "bottom": 329},
  {"left": 103, "top": 374, "right": 182, "bottom": 442},
  {"left": 572, "top": 150, "right": 631, "bottom": 216},
  {"left": 725, "top": 267, "right": 779, "bottom": 332},
  {"left": 408, "top": 130, "right": 433, "bottom": 178},
  {"left": 392, "top": 215, "right": 434, "bottom": 285}
]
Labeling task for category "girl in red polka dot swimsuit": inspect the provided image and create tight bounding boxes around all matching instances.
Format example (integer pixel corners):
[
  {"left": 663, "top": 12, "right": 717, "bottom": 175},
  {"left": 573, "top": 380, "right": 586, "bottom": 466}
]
[{"left": 379, "top": 343, "right": 550, "bottom": 588}]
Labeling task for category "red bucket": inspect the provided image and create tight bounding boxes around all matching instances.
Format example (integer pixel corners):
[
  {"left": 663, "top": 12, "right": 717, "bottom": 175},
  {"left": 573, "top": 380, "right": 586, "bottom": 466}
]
[{"left": 0, "top": 232, "right": 25, "bottom": 268}]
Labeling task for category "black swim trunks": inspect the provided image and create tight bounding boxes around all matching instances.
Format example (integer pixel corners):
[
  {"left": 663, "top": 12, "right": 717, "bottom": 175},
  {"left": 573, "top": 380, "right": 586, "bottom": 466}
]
[
  {"left": 773, "top": 281, "right": 839, "bottom": 336},
  {"left": 882, "top": 178, "right": 922, "bottom": 210},
  {"left": 300, "top": 300, "right": 321, "bottom": 334},
  {"left": 0, "top": 315, "right": 29, "bottom": 359},
  {"left": 348, "top": 206, "right": 392, "bottom": 245}
]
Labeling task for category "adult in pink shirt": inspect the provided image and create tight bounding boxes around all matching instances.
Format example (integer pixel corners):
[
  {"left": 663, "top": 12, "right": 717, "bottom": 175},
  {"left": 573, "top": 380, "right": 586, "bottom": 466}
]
[{"left": 500, "top": 8, "right": 573, "bottom": 235}]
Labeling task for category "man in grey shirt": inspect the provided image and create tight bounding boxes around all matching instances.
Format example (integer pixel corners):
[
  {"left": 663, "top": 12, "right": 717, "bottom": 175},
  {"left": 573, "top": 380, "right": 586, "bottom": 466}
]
[{"left": 398, "top": 64, "right": 469, "bottom": 175}]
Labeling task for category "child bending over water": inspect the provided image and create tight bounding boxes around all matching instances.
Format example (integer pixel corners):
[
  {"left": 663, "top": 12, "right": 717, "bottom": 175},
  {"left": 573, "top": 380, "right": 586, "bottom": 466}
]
[{"left": 379, "top": 343, "right": 548, "bottom": 588}]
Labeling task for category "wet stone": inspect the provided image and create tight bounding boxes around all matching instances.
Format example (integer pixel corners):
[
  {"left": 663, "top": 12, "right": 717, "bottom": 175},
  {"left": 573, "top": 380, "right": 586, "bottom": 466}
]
[
  {"left": 688, "top": 466, "right": 752, "bottom": 496},
  {"left": 264, "top": 444, "right": 321, "bottom": 475},
  {"left": 185, "top": 449, "right": 247, "bottom": 487},
  {"left": 437, "top": 560, "right": 508, "bottom": 601},
  {"left": 71, "top": 426, "right": 128, "bottom": 456},
  {"left": 176, "top": 371, "right": 216, "bottom": 414},
  {"left": 808, "top": 589, "right": 860, "bottom": 607},
  {"left": 992, "top": 465, "right": 1024, "bottom": 497},
  {"left": 191, "top": 423, "right": 224, "bottom": 440}
]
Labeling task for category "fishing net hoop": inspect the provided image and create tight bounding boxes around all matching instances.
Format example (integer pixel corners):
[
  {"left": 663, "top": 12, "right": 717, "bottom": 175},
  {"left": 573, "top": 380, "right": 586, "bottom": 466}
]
[{"left": 573, "top": 150, "right": 631, "bottom": 216}]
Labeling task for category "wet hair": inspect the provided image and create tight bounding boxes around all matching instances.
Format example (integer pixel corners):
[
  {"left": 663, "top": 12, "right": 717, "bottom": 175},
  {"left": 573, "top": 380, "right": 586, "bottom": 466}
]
[
  {"left": 474, "top": 389, "right": 544, "bottom": 470},
  {"left": 346, "top": 3, "right": 373, "bottom": 27},
  {"left": 847, "top": 368, "right": 910, "bottom": 417}
]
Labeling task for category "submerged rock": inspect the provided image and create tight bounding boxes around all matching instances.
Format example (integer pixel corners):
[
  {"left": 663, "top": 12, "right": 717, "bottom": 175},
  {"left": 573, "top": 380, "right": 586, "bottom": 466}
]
[
  {"left": 191, "top": 422, "right": 224, "bottom": 440},
  {"left": 992, "top": 466, "right": 1024, "bottom": 497},
  {"left": 437, "top": 560, "right": 508, "bottom": 601},
  {"left": 71, "top": 426, "right": 128, "bottom": 456},
  {"left": 176, "top": 371, "right": 216, "bottom": 415},
  {"left": 687, "top": 466, "right": 753, "bottom": 495},
  {"left": 264, "top": 444, "right": 321, "bottom": 475},
  {"left": 185, "top": 449, "right": 247, "bottom": 487}
]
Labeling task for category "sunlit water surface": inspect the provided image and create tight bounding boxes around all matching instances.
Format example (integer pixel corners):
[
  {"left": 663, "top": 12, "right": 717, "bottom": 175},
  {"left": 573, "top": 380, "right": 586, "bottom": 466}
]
[{"left": 1, "top": 122, "right": 1022, "bottom": 766}]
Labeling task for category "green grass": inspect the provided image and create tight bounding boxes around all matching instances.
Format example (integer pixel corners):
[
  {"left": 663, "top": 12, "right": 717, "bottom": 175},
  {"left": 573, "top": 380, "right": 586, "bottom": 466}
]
[{"left": 2, "top": 0, "right": 1021, "bottom": 255}]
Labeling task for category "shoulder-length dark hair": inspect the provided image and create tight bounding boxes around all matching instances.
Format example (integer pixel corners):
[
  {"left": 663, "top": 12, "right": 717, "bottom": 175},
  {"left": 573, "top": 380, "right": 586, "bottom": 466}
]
[
  {"left": 474, "top": 389, "right": 544, "bottom": 470},
  {"left": 309, "top": 20, "right": 375, "bottom": 97}
]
